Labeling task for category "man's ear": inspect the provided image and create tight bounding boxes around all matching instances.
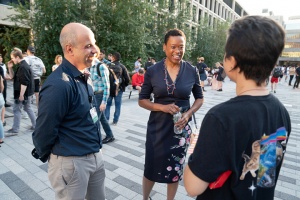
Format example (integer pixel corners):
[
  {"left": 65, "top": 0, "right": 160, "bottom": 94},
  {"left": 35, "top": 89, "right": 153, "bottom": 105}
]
[{"left": 65, "top": 44, "right": 74, "bottom": 56}]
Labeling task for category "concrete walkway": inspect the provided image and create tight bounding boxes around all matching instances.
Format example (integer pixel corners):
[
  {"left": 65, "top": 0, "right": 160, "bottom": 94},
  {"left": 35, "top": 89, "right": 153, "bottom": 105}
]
[{"left": 0, "top": 77, "right": 299, "bottom": 200}]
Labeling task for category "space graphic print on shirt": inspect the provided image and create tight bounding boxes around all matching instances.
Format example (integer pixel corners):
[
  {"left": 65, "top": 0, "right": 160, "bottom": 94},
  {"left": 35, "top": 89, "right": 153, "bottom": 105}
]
[{"left": 240, "top": 127, "right": 288, "bottom": 192}]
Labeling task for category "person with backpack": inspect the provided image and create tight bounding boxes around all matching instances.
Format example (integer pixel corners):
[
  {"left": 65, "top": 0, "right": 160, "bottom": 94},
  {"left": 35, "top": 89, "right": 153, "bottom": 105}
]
[
  {"left": 90, "top": 46, "right": 115, "bottom": 144},
  {"left": 270, "top": 65, "right": 282, "bottom": 93},
  {"left": 293, "top": 65, "right": 300, "bottom": 89},
  {"left": 105, "top": 52, "right": 130, "bottom": 126},
  {"left": 25, "top": 46, "right": 46, "bottom": 107}
]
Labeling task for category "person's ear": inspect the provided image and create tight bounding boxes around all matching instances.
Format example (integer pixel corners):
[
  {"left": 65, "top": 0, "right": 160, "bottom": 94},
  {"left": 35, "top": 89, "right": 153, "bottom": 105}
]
[{"left": 65, "top": 44, "right": 74, "bottom": 55}]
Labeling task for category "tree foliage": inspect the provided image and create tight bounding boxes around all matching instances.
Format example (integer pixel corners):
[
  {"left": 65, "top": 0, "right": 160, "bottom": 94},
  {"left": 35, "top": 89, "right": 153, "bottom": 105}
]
[{"left": 0, "top": 0, "right": 230, "bottom": 73}]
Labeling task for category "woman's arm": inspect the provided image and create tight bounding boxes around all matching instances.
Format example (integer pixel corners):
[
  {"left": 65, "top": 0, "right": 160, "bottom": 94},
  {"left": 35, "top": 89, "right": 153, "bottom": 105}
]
[
  {"left": 138, "top": 99, "right": 180, "bottom": 115},
  {"left": 7, "top": 60, "right": 14, "bottom": 79},
  {"left": 184, "top": 165, "right": 209, "bottom": 197},
  {"left": 0, "top": 76, "right": 4, "bottom": 93},
  {"left": 175, "top": 98, "right": 203, "bottom": 130}
]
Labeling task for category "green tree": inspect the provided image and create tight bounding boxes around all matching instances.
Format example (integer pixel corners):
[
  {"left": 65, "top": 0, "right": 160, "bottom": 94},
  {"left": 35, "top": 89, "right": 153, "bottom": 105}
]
[
  {"left": 191, "top": 18, "right": 230, "bottom": 68},
  {"left": 94, "top": 0, "right": 154, "bottom": 71},
  {"left": 1, "top": 0, "right": 228, "bottom": 73}
]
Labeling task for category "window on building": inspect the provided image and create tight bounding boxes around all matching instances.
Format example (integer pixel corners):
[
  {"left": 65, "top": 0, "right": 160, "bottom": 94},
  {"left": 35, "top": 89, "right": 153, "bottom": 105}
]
[
  {"left": 281, "top": 52, "right": 300, "bottom": 57},
  {"left": 235, "top": 2, "right": 242, "bottom": 16},
  {"left": 198, "top": 8, "right": 202, "bottom": 21},
  {"left": 223, "top": 0, "right": 233, "bottom": 8},
  {"left": 214, "top": 1, "right": 217, "bottom": 13}
]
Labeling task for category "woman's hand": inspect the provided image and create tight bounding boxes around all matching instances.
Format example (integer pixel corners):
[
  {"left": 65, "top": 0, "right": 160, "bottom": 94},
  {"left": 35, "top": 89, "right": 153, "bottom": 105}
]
[
  {"left": 174, "top": 112, "right": 190, "bottom": 130},
  {"left": 161, "top": 103, "right": 180, "bottom": 115}
]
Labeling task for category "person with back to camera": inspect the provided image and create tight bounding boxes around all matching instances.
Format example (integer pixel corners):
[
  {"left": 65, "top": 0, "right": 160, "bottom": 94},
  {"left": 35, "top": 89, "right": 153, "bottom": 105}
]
[
  {"left": 139, "top": 28, "right": 204, "bottom": 200},
  {"left": 32, "top": 23, "right": 105, "bottom": 200},
  {"left": 184, "top": 15, "right": 291, "bottom": 200},
  {"left": 25, "top": 45, "right": 46, "bottom": 107}
]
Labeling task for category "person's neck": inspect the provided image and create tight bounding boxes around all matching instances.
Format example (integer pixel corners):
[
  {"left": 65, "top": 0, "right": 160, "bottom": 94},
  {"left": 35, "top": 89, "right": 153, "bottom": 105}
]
[
  {"left": 236, "top": 81, "right": 268, "bottom": 96},
  {"left": 165, "top": 59, "right": 180, "bottom": 69}
]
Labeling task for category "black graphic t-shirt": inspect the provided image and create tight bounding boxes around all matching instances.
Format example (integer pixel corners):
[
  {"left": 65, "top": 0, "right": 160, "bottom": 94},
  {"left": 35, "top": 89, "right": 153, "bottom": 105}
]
[{"left": 188, "top": 94, "right": 291, "bottom": 200}]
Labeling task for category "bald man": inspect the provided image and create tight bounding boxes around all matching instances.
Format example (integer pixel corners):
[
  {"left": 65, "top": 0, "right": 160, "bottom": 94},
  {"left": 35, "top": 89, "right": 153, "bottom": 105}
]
[{"left": 32, "top": 23, "right": 105, "bottom": 200}]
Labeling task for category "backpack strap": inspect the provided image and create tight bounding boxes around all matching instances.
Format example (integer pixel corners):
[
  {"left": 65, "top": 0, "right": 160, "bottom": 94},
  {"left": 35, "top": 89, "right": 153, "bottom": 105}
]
[
  {"left": 109, "top": 68, "right": 119, "bottom": 85},
  {"left": 96, "top": 62, "right": 104, "bottom": 77}
]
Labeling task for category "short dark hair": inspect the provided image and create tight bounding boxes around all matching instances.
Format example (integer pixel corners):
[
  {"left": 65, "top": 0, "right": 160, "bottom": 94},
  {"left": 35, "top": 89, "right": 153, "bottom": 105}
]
[
  {"left": 138, "top": 68, "right": 144, "bottom": 74},
  {"left": 100, "top": 49, "right": 105, "bottom": 54},
  {"left": 113, "top": 52, "right": 121, "bottom": 61},
  {"left": 164, "top": 28, "right": 186, "bottom": 45},
  {"left": 225, "top": 15, "right": 285, "bottom": 86},
  {"left": 27, "top": 45, "right": 35, "bottom": 53}
]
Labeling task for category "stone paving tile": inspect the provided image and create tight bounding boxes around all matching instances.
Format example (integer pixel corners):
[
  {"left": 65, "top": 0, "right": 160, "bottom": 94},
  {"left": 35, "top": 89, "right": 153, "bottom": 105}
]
[
  {"left": 0, "top": 172, "right": 42, "bottom": 200},
  {"left": 37, "top": 188, "right": 55, "bottom": 200},
  {"left": 114, "top": 155, "right": 144, "bottom": 170},
  {"left": 108, "top": 142, "right": 144, "bottom": 157},
  {"left": 113, "top": 175, "right": 143, "bottom": 195}
]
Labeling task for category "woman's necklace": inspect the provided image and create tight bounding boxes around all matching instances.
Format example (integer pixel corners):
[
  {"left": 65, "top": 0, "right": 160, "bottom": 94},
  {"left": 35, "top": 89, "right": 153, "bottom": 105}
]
[
  {"left": 164, "top": 59, "right": 180, "bottom": 95},
  {"left": 237, "top": 88, "right": 268, "bottom": 96}
]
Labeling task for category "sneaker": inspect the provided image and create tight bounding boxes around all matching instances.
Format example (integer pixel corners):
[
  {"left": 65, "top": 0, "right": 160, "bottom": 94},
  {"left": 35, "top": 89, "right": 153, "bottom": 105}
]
[
  {"left": 5, "top": 129, "right": 18, "bottom": 137},
  {"left": 102, "top": 137, "right": 115, "bottom": 144},
  {"left": 274, "top": 90, "right": 276, "bottom": 93},
  {"left": 217, "top": 89, "right": 223, "bottom": 91},
  {"left": 112, "top": 122, "right": 117, "bottom": 126},
  {"left": 22, "top": 114, "right": 29, "bottom": 119}
]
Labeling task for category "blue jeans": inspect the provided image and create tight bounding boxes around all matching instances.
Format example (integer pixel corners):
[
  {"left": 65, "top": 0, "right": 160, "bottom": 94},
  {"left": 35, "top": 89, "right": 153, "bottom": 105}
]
[
  {"left": 94, "top": 92, "right": 114, "bottom": 138},
  {"left": 105, "top": 90, "right": 123, "bottom": 123}
]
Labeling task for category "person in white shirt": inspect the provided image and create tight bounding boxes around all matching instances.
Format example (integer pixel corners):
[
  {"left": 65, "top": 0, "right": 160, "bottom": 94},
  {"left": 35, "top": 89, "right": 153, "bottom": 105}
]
[{"left": 134, "top": 57, "right": 142, "bottom": 73}]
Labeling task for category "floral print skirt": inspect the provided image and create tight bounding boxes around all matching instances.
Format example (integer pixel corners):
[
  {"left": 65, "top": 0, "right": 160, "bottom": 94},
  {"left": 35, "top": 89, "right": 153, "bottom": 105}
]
[{"left": 144, "top": 121, "right": 192, "bottom": 183}]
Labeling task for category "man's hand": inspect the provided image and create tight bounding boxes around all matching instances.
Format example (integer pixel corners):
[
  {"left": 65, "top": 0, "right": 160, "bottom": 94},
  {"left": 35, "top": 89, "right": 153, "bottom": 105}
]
[
  {"left": 7, "top": 60, "right": 14, "bottom": 68},
  {"left": 99, "top": 104, "right": 106, "bottom": 112},
  {"left": 19, "top": 95, "right": 24, "bottom": 102}
]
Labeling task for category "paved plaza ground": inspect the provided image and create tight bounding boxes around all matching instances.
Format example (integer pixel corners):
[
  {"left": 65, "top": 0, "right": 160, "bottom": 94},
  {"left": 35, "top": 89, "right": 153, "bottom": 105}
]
[{"left": 0, "top": 77, "right": 299, "bottom": 200}]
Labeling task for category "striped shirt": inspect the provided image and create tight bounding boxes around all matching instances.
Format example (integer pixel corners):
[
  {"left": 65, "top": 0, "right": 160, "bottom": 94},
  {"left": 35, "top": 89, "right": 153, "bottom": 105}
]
[{"left": 90, "top": 60, "right": 110, "bottom": 105}]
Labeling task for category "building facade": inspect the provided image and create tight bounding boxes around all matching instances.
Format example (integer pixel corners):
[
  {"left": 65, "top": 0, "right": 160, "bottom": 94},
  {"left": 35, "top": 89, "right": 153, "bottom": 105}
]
[
  {"left": 188, "top": 0, "right": 248, "bottom": 28},
  {"left": 279, "top": 16, "right": 300, "bottom": 65}
]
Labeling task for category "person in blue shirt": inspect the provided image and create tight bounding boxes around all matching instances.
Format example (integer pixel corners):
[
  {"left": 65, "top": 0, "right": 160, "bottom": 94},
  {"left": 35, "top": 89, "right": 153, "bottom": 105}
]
[{"left": 32, "top": 23, "right": 105, "bottom": 200}]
